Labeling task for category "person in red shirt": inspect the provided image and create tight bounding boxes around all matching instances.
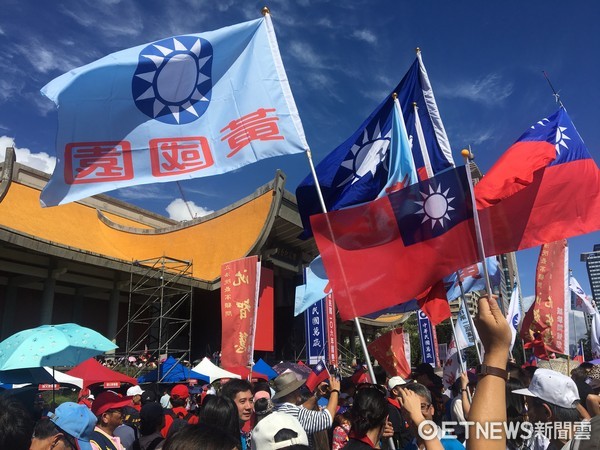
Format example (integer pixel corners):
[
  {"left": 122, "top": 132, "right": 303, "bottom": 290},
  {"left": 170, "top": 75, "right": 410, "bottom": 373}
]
[{"left": 161, "top": 384, "right": 198, "bottom": 438}]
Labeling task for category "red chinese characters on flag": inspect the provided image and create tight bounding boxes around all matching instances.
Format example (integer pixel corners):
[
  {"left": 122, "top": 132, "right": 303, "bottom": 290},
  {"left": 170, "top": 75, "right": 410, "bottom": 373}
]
[
  {"left": 220, "top": 108, "right": 283, "bottom": 157},
  {"left": 150, "top": 136, "right": 214, "bottom": 177},
  {"left": 367, "top": 328, "right": 411, "bottom": 378},
  {"left": 65, "top": 141, "right": 133, "bottom": 184},
  {"left": 520, "top": 240, "right": 569, "bottom": 355},
  {"left": 221, "top": 256, "right": 260, "bottom": 369}
]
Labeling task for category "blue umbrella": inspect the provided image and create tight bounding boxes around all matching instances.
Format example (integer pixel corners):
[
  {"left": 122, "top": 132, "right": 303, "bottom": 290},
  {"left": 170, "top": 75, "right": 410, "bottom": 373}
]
[
  {"left": 0, "top": 367, "right": 56, "bottom": 384},
  {"left": 0, "top": 323, "right": 117, "bottom": 370}
]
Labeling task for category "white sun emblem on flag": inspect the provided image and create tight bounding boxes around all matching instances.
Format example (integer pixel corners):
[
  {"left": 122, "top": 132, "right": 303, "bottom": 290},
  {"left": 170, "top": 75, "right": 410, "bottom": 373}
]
[
  {"left": 414, "top": 183, "right": 455, "bottom": 229},
  {"left": 337, "top": 121, "right": 391, "bottom": 187},
  {"left": 554, "top": 126, "right": 570, "bottom": 155},
  {"left": 133, "top": 36, "right": 212, "bottom": 125}
]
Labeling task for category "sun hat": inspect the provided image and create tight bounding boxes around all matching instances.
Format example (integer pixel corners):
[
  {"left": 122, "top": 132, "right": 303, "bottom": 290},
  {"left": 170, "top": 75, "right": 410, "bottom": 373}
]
[
  {"left": 512, "top": 368, "right": 579, "bottom": 409},
  {"left": 252, "top": 412, "right": 309, "bottom": 449},
  {"left": 91, "top": 391, "right": 132, "bottom": 416},
  {"left": 388, "top": 376, "right": 407, "bottom": 390},
  {"left": 170, "top": 384, "right": 190, "bottom": 399},
  {"left": 48, "top": 402, "right": 97, "bottom": 450},
  {"left": 271, "top": 372, "right": 306, "bottom": 401},
  {"left": 126, "top": 385, "right": 144, "bottom": 396}
]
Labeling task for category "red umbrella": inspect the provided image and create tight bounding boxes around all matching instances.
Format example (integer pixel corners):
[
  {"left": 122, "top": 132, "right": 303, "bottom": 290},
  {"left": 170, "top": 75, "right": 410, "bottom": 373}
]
[{"left": 66, "top": 358, "right": 137, "bottom": 390}]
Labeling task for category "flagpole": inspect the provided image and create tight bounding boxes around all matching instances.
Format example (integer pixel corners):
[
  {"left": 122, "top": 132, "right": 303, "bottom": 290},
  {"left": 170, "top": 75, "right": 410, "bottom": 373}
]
[
  {"left": 450, "top": 316, "right": 467, "bottom": 371},
  {"left": 304, "top": 147, "right": 376, "bottom": 379},
  {"left": 461, "top": 150, "right": 493, "bottom": 296}
]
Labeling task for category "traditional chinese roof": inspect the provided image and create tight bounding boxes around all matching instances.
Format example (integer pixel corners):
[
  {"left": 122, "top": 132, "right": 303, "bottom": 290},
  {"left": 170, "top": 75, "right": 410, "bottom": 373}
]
[{"left": 0, "top": 148, "right": 316, "bottom": 288}]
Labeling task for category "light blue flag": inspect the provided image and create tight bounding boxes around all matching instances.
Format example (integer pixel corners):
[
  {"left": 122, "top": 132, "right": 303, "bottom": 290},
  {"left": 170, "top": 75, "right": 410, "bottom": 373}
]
[
  {"left": 294, "top": 256, "right": 331, "bottom": 316},
  {"left": 444, "top": 257, "right": 500, "bottom": 302},
  {"left": 378, "top": 96, "right": 417, "bottom": 197},
  {"left": 40, "top": 15, "right": 308, "bottom": 206}
]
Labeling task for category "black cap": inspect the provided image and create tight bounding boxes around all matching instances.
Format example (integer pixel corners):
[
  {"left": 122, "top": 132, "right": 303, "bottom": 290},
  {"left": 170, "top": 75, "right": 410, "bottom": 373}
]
[{"left": 141, "top": 390, "right": 157, "bottom": 404}]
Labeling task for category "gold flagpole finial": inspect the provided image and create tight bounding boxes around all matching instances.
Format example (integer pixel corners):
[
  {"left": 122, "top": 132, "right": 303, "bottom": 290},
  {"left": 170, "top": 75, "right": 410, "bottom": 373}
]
[
  {"left": 412, "top": 101, "right": 418, "bottom": 107},
  {"left": 392, "top": 92, "right": 398, "bottom": 100},
  {"left": 415, "top": 47, "right": 421, "bottom": 54},
  {"left": 262, "top": 6, "right": 270, "bottom": 16},
  {"left": 461, "top": 149, "right": 473, "bottom": 160}
]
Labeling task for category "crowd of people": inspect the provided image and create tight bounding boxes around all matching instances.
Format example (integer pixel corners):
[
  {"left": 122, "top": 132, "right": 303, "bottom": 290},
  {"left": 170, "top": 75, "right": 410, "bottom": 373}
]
[{"left": 1, "top": 296, "right": 599, "bottom": 450}]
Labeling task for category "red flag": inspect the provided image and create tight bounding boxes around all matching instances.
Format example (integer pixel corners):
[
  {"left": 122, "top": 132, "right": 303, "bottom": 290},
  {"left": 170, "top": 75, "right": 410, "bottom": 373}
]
[
  {"left": 367, "top": 328, "right": 411, "bottom": 378},
  {"left": 254, "top": 267, "right": 274, "bottom": 352},
  {"left": 220, "top": 256, "right": 260, "bottom": 369},
  {"left": 476, "top": 108, "right": 600, "bottom": 256},
  {"left": 520, "top": 240, "right": 569, "bottom": 355},
  {"left": 305, "top": 361, "right": 330, "bottom": 392},
  {"left": 311, "top": 166, "right": 478, "bottom": 321},
  {"left": 418, "top": 280, "right": 451, "bottom": 326}
]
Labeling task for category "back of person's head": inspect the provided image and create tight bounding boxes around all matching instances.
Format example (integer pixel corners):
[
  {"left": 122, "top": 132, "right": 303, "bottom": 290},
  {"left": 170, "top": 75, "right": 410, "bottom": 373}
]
[
  {"left": 254, "top": 397, "right": 274, "bottom": 420},
  {"left": 571, "top": 365, "right": 591, "bottom": 382},
  {"left": 140, "top": 402, "right": 165, "bottom": 436},
  {"left": 403, "top": 382, "right": 433, "bottom": 404},
  {"left": 350, "top": 386, "right": 388, "bottom": 437},
  {"left": 163, "top": 423, "right": 241, "bottom": 450},
  {"left": 0, "top": 396, "right": 33, "bottom": 450},
  {"left": 221, "top": 379, "right": 252, "bottom": 401},
  {"left": 373, "top": 365, "right": 387, "bottom": 385},
  {"left": 199, "top": 395, "right": 241, "bottom": 442},
  {"left": 506, "top": 378, "right": 526, "bottom": 422}
]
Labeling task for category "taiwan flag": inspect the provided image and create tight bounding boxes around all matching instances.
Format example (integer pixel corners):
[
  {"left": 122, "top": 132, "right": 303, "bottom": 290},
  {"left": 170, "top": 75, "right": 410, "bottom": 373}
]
[
  {"left": 311, "top": 166, "right": 479, "bottom": 321},
  {"left": 476, "top": 107, "right": 600, "bottom": 256}
]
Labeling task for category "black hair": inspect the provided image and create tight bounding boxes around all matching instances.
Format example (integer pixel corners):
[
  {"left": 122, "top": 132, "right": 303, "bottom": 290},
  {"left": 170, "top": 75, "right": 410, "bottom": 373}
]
[
  {"left": 253, "top": 380, "right": 271, "bottom": 396},
  {"left": 529, "top": 396, "right": 581, "bottom": 422},
  {"left": 373, "top": 365, "right": 387, "bottom": 385},
  {"left": 220, "top": 379, "right": 252, "bottom": 401},
  {"left": 571, "top": 365, "right": 591, "bottom": 382},
  {"left": 0, "top": 396, "right": 34, "bottom": 450},
  {"left": 403, "top": 382, "right": 433, "bottom": 405},
  {"left": 139, "top": 402, "right": 165, "bottom": 436},
  {"left": 163, "top": 423, "right": 241, "bottom": 450},
  {"left": 199, "top": 395, "right": 241, "bottom": 446},
  {"left": 350, "top": 387, "right": 388, "bottom": 437},
  {"left": 254, "top": 397, "right": 274, "bottom": 418}
]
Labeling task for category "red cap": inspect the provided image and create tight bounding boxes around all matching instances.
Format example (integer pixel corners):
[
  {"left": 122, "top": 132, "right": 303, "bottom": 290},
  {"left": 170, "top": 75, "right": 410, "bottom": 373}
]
[
  {"left": 91, "top": 391, "right": 131, "bottom": 416},
  {"left": 170, "top": 384, "right": 189, "bottom": 399}
]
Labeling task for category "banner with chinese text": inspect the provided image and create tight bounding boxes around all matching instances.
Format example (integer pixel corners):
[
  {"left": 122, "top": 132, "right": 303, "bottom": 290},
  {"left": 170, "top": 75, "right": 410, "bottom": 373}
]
[
  {"left": 367, "top": 328, "right": 411, "bottom": 378},
  {"left": 521, "top": 240, "right": 570, "bottom": 355},
  {"left": 418, "top": 310, "right": 437, "bottom": 366},
  {"left": 305, "top": 299, "right": 326, "bottom": 365},
  {"left": 325, "top": 293, "right": 338, "bottom": 366},
  {"left": 221, "top": 256, "right": 261, "bottom": 368}
]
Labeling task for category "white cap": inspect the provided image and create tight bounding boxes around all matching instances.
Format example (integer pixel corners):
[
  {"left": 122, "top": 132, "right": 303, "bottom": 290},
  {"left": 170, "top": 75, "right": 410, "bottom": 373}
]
[
  {"left": 388, "top": 376, "right": 407, "bottom": 390},
  {"left": 126, "top": 385, "right": 144, "bottom": 397},
  {"left": 512, "top": 368, "right": 579, "bottom": 409},
  {"left": 252, "top": 412, "right": 309, "bottom": 449}
]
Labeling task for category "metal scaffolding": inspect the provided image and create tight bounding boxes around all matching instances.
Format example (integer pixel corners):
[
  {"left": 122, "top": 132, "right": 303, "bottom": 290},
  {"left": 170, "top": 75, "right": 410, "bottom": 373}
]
[{"left": 117, "top": 256, "right": 193, "bottom": 380}]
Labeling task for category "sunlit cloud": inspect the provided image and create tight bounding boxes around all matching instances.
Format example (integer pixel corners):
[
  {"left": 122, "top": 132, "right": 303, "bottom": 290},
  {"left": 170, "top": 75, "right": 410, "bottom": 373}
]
[
  {"left": 438, "top": 73, "right": 513, "bottom": 106},
  {"left": 166, "top": 198, "right": 214, "bottom": 221},
  {"left": 352, "top": 29, "right": 377, "bottom": 44},
  {"left": 0, "top": 136, "right": 56, "bottom": 173}
]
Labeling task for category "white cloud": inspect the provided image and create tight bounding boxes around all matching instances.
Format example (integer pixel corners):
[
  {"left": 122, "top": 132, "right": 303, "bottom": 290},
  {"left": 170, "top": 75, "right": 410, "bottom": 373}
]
[
  {"left": 15, "top": 40, "right": 86, "bottom": 74},
  {"left": 0, "top": 25, "right": 5, "bottom": 36},
  {"left": 0, "top": 78, "right": 25, "bottom": 102},
  {"left": 166, "top": 198, "right": 214, "bottom": 221},
  {"left": 288, "top": 41, "right": 324, "bottom": 68},
  {"left": 352, "top": 29, "right": 377, "bottom": 44},
  {"left": 439, "top": 73, "right": 513, "bottom": 106},
  {"left": 0, "top": 136, "right": 56, "bottom": 173},
  {"left": 522, "top": 295, "right": 535, "bottom": 312},
  {"left": 59, "top": 4, "right": 144, "bottom": 39}
]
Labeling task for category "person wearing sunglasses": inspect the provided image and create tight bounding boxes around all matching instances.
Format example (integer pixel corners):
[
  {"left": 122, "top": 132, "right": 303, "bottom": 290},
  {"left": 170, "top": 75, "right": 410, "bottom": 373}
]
[
  {"left": 89, "top": 391, "right": 132, "bottom": 450},
  {"left": 30, "top": 402, "right": 97, "bottom": 450}
]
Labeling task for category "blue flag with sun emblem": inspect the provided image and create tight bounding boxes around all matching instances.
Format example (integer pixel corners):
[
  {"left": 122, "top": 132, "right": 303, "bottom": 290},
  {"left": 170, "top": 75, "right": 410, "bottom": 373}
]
[
  {"left": 296, "top": 55, "right": 453, "bottom": 238},
  {"left": 40, "top": 15, "right": 308, "bottom": 206}
]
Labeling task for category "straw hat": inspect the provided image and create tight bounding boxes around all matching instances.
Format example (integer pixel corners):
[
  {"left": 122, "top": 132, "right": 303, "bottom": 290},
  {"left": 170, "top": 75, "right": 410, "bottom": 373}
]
[{"left": 272, "top": 372, "right": 306, "bottom": 401}]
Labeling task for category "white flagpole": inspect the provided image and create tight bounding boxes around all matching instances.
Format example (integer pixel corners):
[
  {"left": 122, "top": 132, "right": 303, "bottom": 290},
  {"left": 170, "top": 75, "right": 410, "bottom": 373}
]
[
  {"left": 304, "top": 147, "right": 376, "bottom": 380},
  {"left": 461, "top": 150, "right": 493, "bottom": 296}
]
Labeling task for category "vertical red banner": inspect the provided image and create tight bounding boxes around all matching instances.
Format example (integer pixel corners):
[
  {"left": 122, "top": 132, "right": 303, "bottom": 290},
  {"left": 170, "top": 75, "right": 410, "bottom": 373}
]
[
  {"left": 254, "top": 267, "right": 274, "bottom": 352},
  {"left": 220, "top": 256, "right": 260, "bottom": 369},
  {"left": 325, "top": 293, "right": 338, "bottom": 366},
  {"left": 367, "top": 328, "right": 411, "bottom": 378},
  {"left": 521, "top": 240, "right": 569, "bottom": 355}
]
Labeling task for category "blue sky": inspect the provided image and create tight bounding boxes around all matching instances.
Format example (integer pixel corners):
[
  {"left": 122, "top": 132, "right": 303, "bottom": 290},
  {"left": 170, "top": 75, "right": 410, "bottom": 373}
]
[{"left": 1, "top": 0, "right": 599, "bottom": 302}]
